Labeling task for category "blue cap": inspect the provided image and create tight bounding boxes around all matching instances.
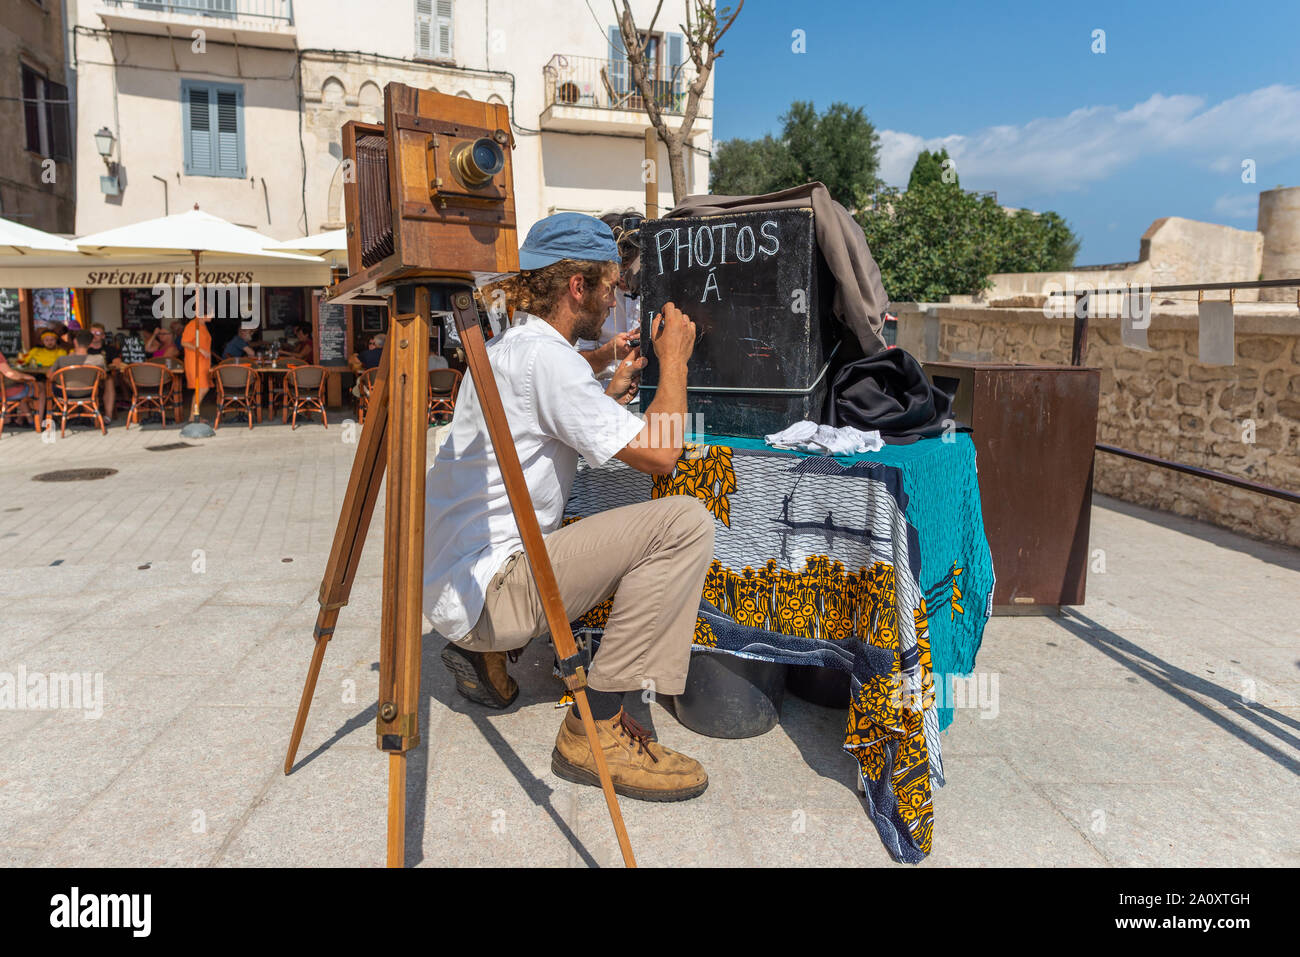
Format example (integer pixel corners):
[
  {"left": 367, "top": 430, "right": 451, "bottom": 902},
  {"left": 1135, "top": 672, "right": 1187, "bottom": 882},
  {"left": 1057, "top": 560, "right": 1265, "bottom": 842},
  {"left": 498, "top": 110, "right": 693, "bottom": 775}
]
[{"left": 518, "top": 213, "right": 619, "bottom": 270}]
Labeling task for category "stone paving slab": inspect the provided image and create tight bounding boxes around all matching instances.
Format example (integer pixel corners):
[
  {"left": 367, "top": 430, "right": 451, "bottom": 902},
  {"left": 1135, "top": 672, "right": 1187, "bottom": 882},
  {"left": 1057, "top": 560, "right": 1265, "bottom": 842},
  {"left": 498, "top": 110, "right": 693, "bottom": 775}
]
[{"left": 0, "top": 424, "right": 1296, "bottom": 867}]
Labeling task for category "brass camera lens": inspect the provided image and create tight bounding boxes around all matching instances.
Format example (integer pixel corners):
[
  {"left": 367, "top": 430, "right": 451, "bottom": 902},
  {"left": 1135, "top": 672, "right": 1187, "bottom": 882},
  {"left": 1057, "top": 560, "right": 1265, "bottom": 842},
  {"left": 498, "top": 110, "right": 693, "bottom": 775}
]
[{"left": 451, "top": 137, "right": 505, "bottom": 187}]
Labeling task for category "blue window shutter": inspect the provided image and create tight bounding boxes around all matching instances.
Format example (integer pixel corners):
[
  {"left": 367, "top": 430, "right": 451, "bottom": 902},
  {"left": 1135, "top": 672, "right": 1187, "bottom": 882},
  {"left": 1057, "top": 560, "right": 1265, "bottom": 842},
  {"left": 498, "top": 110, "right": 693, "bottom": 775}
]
[
  {"left": 667, "top": 32, "right": 684, "bottom": 99},
  {"left": 215, "top": 87, "right": 244, "bottom": 176},
  {"left": 608, "top": 25, "right": 627, "bottom": 94},
  {"left": 182, "top": 80, "right": 244, "bottom": 177},
  {"left": 185, "top": 83, "right": 213, "bottom": 175}
]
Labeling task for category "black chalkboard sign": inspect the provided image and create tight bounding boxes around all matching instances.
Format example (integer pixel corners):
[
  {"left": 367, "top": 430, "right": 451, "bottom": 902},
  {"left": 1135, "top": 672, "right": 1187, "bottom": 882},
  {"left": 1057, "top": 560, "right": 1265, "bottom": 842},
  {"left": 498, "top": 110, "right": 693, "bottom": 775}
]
[
  {"left": 0, "top": 289, "right": 21, "bottom": 357},
  {"left": 264, "top": 287, "right": 303, "bottom": 331},
  {"left": 120, "top": 287, "right": 158, "bottom": 330},
  {"left": 314, "top": 293, "right": 350, "bottom": 367},
  {"left": 638, "top": 207, "right": 836, "bottom": 437}
]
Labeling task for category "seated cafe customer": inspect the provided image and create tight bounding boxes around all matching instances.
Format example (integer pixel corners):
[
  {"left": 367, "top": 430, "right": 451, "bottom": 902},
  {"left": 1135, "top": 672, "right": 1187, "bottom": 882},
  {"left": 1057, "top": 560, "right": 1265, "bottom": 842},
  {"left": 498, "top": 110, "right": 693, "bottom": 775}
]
[
  {"left": 17, "top": 329, "right": 67, "bottom": 368},
  {"left": 285, "top": 323, "right": 314, "bottom": 362},
  {"left": 144, "top": 323, "right": 179, "bottom": 362},
  {"left": 87, "top": 323, "right": 118, "bottom": 363},
  {"left": 1, "top": 351, "right": 42, "bottom": 425},
  {"left": 49, "top": 331, "right": 108, "bottom": 413},
  {"left": 51, "top": 330, "right": 107, "bottom": 375},
  {"left": 348, "top": 333, "right": 385, "bottom": 375},
  {"left": 222, "top": 327, "right": 257, "bottom": 362}
]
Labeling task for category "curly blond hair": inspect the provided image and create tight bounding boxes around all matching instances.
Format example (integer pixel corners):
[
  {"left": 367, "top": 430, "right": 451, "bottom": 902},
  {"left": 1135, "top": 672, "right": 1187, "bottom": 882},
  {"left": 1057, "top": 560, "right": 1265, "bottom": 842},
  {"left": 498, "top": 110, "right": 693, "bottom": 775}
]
[{"left": 479, "top": 258, "right": 617, "bottom": 319}]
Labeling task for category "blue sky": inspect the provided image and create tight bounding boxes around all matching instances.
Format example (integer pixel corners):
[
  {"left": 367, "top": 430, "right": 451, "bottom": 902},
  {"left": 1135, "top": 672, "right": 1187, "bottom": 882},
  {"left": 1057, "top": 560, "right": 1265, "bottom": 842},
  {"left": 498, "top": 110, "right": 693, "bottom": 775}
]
[{"left": 710, "top": 0, "right": 1300, "bottom": 264}]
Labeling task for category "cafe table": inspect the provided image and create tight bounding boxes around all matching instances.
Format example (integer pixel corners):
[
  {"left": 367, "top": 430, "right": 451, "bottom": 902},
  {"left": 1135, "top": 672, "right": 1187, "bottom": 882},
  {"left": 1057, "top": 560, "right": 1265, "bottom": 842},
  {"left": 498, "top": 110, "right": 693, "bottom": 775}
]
[
  {"left": 562, "top": 431, "right": 995, "bottom": 864},
  {"left": 249, "top": 361, "right": 296, "bottom": 418}
]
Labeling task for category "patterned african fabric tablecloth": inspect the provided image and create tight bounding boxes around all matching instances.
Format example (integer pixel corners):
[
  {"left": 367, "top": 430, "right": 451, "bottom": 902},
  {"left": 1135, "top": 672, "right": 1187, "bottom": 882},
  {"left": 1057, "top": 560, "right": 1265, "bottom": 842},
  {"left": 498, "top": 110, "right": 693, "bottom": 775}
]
[{"left": 563, "top": 432, "right": 994, "bottom": 864}]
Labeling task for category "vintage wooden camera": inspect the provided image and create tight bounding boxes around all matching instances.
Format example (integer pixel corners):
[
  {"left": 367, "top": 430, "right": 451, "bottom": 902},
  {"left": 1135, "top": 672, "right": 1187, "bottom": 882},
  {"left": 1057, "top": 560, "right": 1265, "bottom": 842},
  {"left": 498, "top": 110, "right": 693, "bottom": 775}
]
[{"left": 332, "top": 82, "right": 519, "bottom": 304}]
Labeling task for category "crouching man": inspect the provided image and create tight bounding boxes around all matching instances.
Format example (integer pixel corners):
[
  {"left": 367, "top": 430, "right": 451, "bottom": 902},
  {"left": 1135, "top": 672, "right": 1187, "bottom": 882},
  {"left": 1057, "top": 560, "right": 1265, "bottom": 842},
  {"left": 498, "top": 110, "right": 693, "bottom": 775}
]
[{"left": 423, "top": 213, "right": 713, "bottom": 801}]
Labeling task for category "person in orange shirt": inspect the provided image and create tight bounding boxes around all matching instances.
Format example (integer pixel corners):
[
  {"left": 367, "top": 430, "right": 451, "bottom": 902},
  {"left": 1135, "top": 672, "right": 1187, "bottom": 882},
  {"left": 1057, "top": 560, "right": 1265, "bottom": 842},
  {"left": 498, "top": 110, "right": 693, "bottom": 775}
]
[{"left": 181, "top": 313, "right": 213, "bottom": 422}]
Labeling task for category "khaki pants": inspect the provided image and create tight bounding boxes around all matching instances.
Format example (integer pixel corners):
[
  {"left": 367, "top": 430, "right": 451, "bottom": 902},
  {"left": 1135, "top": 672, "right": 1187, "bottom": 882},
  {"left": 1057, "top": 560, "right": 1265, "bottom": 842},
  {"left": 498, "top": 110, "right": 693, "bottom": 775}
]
[{"left": 455, "top": 496, "right": 714, "bottom": 696}]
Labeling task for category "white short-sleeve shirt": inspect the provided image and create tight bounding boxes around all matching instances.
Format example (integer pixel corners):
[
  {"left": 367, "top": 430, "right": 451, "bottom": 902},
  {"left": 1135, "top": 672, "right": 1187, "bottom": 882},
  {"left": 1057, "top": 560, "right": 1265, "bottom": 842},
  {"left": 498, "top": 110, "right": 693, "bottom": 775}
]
[{"left": 422, "top": 312, "right": 646, "bottom": 640}]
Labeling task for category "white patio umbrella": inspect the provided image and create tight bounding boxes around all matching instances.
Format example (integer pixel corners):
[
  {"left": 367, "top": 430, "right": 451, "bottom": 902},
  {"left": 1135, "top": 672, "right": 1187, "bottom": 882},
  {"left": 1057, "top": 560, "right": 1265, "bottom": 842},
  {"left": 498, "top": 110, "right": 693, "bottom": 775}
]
[
  {"left": 266, "top": 229, "right": 346, "bottom": 255},
  {"left": 266, "top": 228, "right": 347, "bottom": 271},
  {"left": 75, "top": 205, "right": 326, "bottom": 273},
  {"left": 0, "top": 216, "right": 87, "bottom": 263}
]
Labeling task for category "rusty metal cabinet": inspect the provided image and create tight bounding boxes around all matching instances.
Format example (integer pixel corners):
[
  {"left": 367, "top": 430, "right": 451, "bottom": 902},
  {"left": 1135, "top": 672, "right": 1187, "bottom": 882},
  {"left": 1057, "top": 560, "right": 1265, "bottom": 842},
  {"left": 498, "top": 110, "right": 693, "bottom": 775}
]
[{"left": 925, "top": 362, "right": 1101, "bottom": 611}]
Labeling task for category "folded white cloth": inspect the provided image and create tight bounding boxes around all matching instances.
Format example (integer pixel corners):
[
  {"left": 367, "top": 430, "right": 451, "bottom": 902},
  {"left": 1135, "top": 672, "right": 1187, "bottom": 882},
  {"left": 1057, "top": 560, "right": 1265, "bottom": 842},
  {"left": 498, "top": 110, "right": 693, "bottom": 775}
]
[{"left": 764, "top": 420, "right": 884, "bottom": 455}]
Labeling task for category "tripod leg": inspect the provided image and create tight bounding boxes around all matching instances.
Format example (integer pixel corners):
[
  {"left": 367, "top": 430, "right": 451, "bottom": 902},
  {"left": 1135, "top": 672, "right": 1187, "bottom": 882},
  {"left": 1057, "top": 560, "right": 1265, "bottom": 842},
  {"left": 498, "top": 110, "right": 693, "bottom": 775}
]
[
  {"left": 375, "top": 287, "right": 432, "bottom": 868},
  {"left": 387, "top": 753, "right": 406, "bottom": 867},
  {"left": 450, "top": 291, "right": 637, "bottom": 868},
  {"left": 283, "top": 344, "right": 392, "bottom": 775}
]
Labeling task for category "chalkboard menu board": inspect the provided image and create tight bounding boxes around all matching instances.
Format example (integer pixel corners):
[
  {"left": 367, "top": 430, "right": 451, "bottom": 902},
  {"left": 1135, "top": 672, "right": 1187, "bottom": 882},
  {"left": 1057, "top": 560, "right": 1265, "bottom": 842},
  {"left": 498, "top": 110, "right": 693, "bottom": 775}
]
[
  {"left": 264, "top": 287, "right": 303, "bottom": 331},
  {"left": 120, "top": 287, "right": 158, "bottom": 330},
  {"left": 313, "top": 293, "right": 350, "bottom": 367},
  {"left": 0, "top": 289, "right": 21, "bottom": 357},
  {"left": 637, "top": 207, "right": 836, "bottom": 437}
]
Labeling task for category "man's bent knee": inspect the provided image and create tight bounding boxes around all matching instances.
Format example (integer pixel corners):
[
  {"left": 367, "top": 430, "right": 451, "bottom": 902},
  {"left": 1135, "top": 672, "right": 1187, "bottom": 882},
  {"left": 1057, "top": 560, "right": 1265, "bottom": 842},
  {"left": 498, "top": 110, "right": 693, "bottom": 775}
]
[{"left": 658, "top": 495, "right": 715, "bottom": 547}]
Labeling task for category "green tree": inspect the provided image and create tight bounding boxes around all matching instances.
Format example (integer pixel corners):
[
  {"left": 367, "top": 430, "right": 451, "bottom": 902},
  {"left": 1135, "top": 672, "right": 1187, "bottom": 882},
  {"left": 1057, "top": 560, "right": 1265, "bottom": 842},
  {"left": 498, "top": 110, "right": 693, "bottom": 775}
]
[
  {"left": 907, "top": 148, "right": 957, "bottom": 191},
  {"left": 859, "top": 184, "right": 1001, "bottom": 302},
  {"left": 858, "top": 184, "right": 1080, "bottom": 301},
  {"left": 780, "top": 101, "right": 881, "bottom": 210},
  {"left": 710, "top": 100, "right": 880, "bottom": 210},
  {"left": 708, "top": 135, "right": 801, "bottom": 198}
]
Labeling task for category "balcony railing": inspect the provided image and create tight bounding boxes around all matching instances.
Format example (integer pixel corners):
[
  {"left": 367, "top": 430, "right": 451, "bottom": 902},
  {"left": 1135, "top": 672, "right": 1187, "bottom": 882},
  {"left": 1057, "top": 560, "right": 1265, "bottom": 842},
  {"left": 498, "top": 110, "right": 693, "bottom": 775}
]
[
  {"left": 102, "top": 0, "right": 294, "bottom": 24},
  {"left": 542, "top": 53, "right": 704, "bottom": 116}
]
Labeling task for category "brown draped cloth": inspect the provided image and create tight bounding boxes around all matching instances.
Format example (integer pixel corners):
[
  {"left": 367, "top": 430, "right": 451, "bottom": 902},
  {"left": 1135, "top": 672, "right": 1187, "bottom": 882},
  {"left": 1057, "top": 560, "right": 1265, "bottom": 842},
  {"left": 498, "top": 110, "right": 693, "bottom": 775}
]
[{"left": 663, "top": 182, "right": 891, "bottom": 357}]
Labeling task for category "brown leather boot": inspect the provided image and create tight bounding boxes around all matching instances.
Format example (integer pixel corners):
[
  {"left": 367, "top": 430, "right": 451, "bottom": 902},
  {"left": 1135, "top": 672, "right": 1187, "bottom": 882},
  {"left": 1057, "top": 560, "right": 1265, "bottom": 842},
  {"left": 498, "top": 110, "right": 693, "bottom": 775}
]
[
  {"left": 551, "top": 708, "right": 708, "bottom": 802},
  {"left": 440, "top": 642, "right": 518, "bottom": 709}
]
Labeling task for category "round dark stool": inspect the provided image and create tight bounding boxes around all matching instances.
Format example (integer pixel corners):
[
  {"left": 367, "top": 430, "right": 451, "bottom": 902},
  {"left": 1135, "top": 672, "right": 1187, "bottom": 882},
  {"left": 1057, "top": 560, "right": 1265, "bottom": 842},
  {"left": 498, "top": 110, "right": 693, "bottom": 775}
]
[
  {"left": 673, "top": 651, "right": 787, "bottom": 738},
  {"left": 786, "top": 665, "right": 851, "bottom": 709}
]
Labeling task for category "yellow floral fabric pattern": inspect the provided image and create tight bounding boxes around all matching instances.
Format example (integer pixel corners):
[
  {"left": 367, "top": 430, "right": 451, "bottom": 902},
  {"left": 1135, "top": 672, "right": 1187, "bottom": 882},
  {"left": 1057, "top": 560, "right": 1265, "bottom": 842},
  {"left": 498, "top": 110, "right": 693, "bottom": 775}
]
[{"left": 651, "top": 443, "right": 736, "bottom": 526}]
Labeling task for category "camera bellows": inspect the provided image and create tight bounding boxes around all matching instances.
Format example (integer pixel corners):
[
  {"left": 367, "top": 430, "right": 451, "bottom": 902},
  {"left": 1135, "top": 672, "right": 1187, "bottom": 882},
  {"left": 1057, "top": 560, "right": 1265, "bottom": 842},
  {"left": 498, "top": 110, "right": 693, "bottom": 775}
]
[{"left": 357, "top": 134, "right": 394, "bottom": 268}]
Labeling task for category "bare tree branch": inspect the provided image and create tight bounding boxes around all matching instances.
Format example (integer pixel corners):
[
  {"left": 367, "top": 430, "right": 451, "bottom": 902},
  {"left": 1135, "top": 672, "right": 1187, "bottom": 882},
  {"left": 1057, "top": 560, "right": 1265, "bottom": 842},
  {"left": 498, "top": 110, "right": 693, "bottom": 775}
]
[
  {"left": 715, "top": 0, "right": 744, "bottom": 44},
  {"left": 614, "top": 0, "right": 743, "bottom": 204}
]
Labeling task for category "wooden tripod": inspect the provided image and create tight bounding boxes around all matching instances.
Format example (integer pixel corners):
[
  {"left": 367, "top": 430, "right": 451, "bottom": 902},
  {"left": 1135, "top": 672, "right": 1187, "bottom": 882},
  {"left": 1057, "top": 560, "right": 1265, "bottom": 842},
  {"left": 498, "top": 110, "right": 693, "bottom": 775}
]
[{"left": 282, "top": 279, "right": 636, "bottom": 868}]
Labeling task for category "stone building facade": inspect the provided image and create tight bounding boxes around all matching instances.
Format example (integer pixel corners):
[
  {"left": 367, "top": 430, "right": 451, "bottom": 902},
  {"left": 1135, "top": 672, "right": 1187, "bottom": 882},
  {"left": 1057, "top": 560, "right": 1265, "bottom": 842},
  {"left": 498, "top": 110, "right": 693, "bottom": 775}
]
[{"left": 1, "top": 0, "right": 76, "bottom": 233}]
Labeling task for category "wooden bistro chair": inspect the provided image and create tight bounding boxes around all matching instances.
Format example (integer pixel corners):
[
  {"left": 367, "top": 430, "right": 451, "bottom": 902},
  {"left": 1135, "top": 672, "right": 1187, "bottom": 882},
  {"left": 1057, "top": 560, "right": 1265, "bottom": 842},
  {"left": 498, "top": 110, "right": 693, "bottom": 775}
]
[
  {"left": 0, "top": 379, "right": 43, "bottom": 438},
  {"left": 1, "top": 382, "right": 41, "bottom": 439},
  {"left": 124, "top": 362, "right": 173, "bottom": 428},
  {"left": 213, "top": 362, "right": 261, "bottom": 430},
  {"left": 285, "top": 364, "right": 328, "bottom": 429},
  {"left": 356, "top": 366, "right": 380, "bottom": 425},
  {"left": 47, "top": 364, "right": 106, "bottom": 437},
  {"left": 427, "top": 368, "right": 462, "bottom": 424}
]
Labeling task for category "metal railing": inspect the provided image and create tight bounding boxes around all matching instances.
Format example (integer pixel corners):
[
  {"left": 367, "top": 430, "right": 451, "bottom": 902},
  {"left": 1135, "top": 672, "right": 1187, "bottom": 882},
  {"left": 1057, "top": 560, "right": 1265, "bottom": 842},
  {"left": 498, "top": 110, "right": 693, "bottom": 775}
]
[
  {"left": 542, "top": 53, "right": 703, "bottom": 116},
  {"left": 103, "top": 0, "right": 294, "bottom": 24},
  {"left": 1043, "top": 276, "right": 1300, "bottom": 502}
]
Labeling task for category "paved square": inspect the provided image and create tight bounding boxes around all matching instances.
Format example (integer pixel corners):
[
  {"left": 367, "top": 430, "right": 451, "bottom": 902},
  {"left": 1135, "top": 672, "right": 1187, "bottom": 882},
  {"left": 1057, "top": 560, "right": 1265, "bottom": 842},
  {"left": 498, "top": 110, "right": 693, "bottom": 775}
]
[{"left": 1, "top": 421, "right": 1296, "bottom": 866}]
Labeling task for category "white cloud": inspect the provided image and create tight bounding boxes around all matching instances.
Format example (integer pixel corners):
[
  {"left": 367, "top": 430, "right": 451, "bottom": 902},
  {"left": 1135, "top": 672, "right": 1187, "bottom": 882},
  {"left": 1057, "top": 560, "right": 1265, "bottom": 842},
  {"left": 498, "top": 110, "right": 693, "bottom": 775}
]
[
  {"left": 878, "top": 85, "right": 1300, "bottom": 195},
  {"left": 1212, "top": 192, "right": 1260, "bottom": 220}
]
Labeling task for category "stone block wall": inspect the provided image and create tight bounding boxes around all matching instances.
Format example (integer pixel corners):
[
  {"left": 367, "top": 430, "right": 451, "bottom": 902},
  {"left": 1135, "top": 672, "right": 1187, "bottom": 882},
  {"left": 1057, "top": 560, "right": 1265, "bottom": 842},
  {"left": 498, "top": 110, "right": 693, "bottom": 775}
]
[{"left": 895, "top": 302, "right": 1300, "bottom": 548}]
